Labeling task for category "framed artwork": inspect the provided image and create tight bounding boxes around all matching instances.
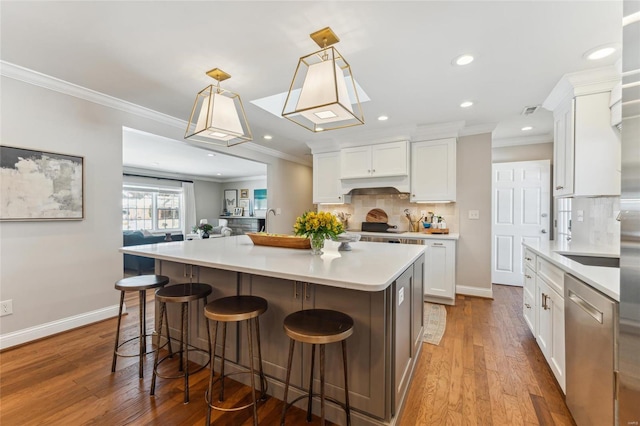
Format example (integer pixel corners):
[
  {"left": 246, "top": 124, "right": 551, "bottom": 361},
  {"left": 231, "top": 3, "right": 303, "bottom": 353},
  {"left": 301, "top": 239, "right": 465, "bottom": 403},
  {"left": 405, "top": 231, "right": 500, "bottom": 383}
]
[
  {"left": 238, "top": 198, "right": 250, "bottom": 214},
  {"left": 0, "top": 145, "right": 84, "bottom": 221},
  {"left": 240, "top": 188, "right": 249, "bottom": 199},
  {"left": 233, "top": 207, "right": 243, "bottom": 216},
  {"left": 224, "top": 189, "right": 237, "bottom": 212}
]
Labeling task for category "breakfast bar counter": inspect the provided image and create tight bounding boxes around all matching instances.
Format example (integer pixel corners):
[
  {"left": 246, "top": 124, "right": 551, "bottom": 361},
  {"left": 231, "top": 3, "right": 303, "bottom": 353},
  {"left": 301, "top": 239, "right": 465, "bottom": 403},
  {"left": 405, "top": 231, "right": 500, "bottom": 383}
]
[{"left": 121, "top": 236, "right": 426, "bottom": 426}]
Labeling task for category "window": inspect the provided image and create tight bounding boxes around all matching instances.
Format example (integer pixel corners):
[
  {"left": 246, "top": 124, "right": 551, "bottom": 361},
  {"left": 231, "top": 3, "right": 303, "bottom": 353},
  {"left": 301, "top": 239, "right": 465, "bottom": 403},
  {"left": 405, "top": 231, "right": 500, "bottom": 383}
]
[
  {"left": 555, "top": 198, "right": 572, "bottom": 241},
  {"left": 123, "top": 185, "right": 182, "bottom": 232}
]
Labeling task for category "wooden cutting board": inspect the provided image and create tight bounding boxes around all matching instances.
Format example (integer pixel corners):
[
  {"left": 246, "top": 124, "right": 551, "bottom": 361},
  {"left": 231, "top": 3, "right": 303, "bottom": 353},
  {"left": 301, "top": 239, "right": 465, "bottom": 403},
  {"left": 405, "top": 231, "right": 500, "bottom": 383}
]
[{"left": 366, "top": 208, "right": 388, "bottom": 223}]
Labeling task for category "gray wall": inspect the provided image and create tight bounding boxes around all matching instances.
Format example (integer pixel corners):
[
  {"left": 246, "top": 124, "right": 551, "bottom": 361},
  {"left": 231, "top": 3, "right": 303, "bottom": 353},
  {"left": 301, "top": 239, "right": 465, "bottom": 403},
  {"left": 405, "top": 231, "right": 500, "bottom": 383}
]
[
  {"left": 492, "top": 142, "right": 553, "bottom": 164},
  {"left": 194, "top": 180, "right": 223, "bottom": 225},
  {"left": 0, "top": 75, "right": 312, "bottom": 345},
  {"left": 221, "top": 178, "right": 268, "bottom": 217},
  {"left": 456, "top": 133, "right": 493, "bottom": 297}
]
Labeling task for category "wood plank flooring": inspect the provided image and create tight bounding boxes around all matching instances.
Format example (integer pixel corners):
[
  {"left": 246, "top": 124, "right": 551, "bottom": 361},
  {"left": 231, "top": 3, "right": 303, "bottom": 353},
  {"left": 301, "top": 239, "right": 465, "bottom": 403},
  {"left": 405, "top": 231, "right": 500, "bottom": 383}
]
[
  {"left": 400, "top": 285, "right": 575, "bottom": 426},
  {"left": 0, "top": 284, "right": 574, "bottom": 425}
]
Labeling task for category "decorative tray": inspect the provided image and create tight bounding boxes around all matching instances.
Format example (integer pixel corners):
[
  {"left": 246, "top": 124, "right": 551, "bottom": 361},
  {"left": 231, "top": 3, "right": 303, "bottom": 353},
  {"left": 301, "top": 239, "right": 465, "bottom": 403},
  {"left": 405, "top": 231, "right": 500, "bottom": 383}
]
[
  {"left": 246, "top": 233, "right": 311, "bottom": 249},
  {"left": 422, "top": 228, "right": 449, "bottom": 234}
]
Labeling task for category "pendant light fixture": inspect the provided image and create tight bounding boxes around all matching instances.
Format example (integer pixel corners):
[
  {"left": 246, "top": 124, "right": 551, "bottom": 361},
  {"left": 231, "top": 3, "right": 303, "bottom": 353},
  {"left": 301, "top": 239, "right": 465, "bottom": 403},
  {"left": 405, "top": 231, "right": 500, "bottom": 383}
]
[
  {"left": 282, "top": 27, "right": 364, "bottom": 132},
  {"left": 185, "top": 68, "right": 252, "bottom": 147}
]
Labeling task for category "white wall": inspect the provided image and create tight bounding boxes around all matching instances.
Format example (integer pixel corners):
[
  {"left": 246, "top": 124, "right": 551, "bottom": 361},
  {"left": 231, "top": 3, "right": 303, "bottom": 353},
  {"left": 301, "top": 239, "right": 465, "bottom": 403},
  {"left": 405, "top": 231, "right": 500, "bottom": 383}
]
[
  {"left": 221, "top": 177, "right": 268, "bottom": 217},
  {"left": 456, "top": 133, "right": 493, "bottom": 297},
  {"left": 0, "top": 75, "right": 313, "bottom": 347}
]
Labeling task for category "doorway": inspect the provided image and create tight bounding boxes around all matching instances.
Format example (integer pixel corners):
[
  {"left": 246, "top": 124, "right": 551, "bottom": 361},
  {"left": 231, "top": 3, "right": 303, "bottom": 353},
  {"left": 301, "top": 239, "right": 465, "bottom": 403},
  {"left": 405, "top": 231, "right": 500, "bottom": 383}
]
[{"left": 491, "top": 160, "right": 551, "bottom": 286}]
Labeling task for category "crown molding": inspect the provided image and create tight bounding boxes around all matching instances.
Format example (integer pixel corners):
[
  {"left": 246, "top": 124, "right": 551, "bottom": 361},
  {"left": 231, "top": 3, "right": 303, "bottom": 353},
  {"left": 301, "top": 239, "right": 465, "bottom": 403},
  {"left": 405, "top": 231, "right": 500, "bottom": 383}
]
[
  {"left": 0, "top": 61, "right": 311, "bottom": 167},
  {"left": 411, "top": 121, "right": 465, "bottom": 141},
  {"left": 542, "top": 65, "right": 620, "bottom": 111},
  {"left": 459, "top": 123, "right": 497, "bottom": 137}
]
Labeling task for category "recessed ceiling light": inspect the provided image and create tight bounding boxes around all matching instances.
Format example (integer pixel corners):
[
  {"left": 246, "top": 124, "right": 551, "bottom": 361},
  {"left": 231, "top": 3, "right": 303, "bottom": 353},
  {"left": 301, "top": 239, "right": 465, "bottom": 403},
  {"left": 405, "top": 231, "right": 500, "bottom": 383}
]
[
  {"left": 583, "top": 45, "right": 618, "bottom": 60},
  {"left": 460, "top": 101, "right": 473, "bottom": 108},
  {"left": 378, "top": 115, "right": 389, "bottom": 121},
  {"left": 207, "top": 153, "right": 215, "bottom": 157},
  {"left": 216, "top": 173, "right": 222, "bottom": 176},
  {"left": 263, "top": 135, "right": 273, "bottom": 140},
  {"left": 316, "top": 127, "right": 325, "bottom": 132},
  {"left": 521, "top": 126, "right": 533, "bottom": 131},
  {"left": 453, "top": 54, "right": 474, "bottom": 66}
]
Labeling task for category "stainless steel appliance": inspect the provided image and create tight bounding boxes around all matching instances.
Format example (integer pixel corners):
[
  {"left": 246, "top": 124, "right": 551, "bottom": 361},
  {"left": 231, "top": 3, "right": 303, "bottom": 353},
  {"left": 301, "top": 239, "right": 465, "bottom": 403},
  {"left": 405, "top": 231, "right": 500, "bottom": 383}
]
[
  {"left": 565, "top": 273, "right": 618, "bottom": 426},
  {"left": 618, "top": 1, "right": 640, "bottom": 423}
]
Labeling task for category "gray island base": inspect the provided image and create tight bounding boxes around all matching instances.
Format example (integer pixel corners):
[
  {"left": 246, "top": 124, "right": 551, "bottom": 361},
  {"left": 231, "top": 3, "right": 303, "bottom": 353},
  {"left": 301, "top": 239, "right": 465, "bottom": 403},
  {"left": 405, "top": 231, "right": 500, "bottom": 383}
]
[{"left": 121, "top": 236, "right": 426, "bottom": 426}]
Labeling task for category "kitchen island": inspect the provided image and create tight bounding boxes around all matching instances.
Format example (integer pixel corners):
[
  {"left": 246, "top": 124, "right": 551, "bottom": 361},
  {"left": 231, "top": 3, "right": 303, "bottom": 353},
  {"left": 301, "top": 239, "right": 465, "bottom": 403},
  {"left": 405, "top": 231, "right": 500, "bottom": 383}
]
[{"left": 121, "top": 235, "right": 426, "bottom": 426}]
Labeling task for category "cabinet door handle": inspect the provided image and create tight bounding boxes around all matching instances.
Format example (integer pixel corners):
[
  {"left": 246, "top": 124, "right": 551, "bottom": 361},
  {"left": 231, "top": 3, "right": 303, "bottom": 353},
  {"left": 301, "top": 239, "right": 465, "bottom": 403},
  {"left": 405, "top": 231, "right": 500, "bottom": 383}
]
[
  {"left": 525, "top": 274, "right": 532, "bottom": 279},
  {"left": 525, "top": 257, "right": 532, "bottom": 261},
  {"left": 541, "top": 229, "right": 547, "bottom": 234},
  {"left": 304, "top": 282, "right": 312, "bottom": 300},
  {"left": 541, "top": 292, "right": 547, "bottom": 310},
  {"left": 556, "top": 185, "right": 564, "bottom": 190},
  {"left": 525, "top": 303, "right": 531, "bottom": 309},
  {"left": 367, "top": 169, "right": 371, "bottom": 173},
  {"left": 372, "top": 169, "right": 376, "bottom": 173},
  {"left": 433, "top": 242, "right": 443, "bottom": 246},
  {"left": 294, "top": 283, "right": 300, "bottom": 299}
]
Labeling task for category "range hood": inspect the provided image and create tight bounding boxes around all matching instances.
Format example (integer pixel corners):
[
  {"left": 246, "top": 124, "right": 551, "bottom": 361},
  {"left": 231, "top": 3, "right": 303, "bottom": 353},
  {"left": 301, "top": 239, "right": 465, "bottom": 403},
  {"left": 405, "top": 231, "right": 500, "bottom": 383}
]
[{"left": 346, "top": 187, "right": 410, "bottom": 195}]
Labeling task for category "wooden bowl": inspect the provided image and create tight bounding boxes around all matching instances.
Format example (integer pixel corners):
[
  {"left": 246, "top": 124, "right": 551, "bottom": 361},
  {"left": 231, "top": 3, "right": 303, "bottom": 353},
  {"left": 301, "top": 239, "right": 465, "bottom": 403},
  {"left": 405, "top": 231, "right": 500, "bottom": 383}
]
[{"left": 246, "top": 233, "right": 311, "bottom": 249}]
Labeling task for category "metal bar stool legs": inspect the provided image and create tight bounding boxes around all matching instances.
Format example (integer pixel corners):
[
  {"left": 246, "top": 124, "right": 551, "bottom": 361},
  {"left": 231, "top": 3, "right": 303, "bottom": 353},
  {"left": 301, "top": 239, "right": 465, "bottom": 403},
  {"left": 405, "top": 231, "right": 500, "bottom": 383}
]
[
  {"left": 280, "top": 309, "right": 354, "bottom": 426},
  {"left": 111, "top": 275, "right": 170, "bottom": 378},
  {"left": 150, "top": 283, "right": 212, "bottom": 404},
  {"left": 204, "top": 296, "right": 268, "bottom": 426}
]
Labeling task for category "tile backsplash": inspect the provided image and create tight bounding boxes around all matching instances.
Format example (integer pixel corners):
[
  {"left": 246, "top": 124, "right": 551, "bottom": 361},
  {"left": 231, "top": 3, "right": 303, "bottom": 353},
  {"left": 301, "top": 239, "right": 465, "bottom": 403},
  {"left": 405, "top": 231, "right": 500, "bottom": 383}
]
[
  {"left": 570, "top": 197, "right": 620, "bottom": 251},
  {"left": 319, "top": 194, "right": 458, "bottom": 233}
]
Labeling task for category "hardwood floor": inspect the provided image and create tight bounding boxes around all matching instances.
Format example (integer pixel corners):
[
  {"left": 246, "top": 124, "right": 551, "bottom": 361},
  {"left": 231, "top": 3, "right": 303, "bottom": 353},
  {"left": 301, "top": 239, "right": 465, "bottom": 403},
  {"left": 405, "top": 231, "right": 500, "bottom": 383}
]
[
  {"left": 400, "top": 285, "right": 575, "bottom": 426},
  {"left": 0, "top": 285, "right": 574, "bottom": 425}
]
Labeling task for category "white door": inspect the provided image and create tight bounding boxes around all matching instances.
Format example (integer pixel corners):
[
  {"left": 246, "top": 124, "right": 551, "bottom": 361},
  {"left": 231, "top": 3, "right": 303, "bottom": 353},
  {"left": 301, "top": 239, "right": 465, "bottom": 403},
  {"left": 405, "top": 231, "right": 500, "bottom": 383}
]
[{"left": 491, "top": 160, "right": 550, "bottom": 286}]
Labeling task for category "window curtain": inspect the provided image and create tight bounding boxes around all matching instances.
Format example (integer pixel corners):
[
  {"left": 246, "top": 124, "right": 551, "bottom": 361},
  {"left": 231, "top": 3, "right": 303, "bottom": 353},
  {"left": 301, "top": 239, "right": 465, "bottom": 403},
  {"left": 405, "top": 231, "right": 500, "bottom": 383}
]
[{"left": 182, "top": 182, "right": 196, "bottom": 235}]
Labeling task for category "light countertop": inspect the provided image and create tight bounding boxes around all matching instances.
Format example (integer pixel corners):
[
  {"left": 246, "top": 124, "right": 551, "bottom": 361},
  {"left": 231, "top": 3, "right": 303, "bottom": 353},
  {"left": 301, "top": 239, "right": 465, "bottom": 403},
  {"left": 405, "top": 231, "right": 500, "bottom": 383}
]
[
  {"left": 121, "top": 235, "right": 425, "bottom": 292},
  {"left": 347, "top": 230, "right": 460, "bottom": 240},
  {"left": 523, "top": 240, "right": 619, "bottom": 301}
]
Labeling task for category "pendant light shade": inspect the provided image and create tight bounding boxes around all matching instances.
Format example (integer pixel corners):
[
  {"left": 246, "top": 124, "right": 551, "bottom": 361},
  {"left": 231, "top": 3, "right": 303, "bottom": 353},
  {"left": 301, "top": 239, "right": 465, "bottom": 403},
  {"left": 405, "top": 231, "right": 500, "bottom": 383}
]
[
  {"left": 185, "top": 68, "right": 252, "bottom": 147},
  {"left": 282, "top": 27, "right": 364, "bottom": 132}
]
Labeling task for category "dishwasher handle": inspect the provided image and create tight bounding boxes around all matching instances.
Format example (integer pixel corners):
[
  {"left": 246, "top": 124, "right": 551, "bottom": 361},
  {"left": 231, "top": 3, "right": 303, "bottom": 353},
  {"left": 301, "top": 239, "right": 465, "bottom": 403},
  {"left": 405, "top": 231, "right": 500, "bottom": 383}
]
[{"left": 568, "top": 289, "right": 604, "bottom": 324}]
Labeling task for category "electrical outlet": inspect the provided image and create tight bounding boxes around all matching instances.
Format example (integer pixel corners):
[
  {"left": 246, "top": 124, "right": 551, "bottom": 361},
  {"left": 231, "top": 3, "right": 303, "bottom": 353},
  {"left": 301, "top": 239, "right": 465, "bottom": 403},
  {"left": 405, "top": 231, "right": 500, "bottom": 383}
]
[
  {"left": 468, "top": 210, "right": 480, "bottom": 220},
  {"left": 276, "top": 208, "right": 282, "bottom": 215},
  {"left": 1, "top": 299, "right": 13, "bottom": 316},
  {"left": 420, "top": 210, "right": 426, "bottom": 217}
]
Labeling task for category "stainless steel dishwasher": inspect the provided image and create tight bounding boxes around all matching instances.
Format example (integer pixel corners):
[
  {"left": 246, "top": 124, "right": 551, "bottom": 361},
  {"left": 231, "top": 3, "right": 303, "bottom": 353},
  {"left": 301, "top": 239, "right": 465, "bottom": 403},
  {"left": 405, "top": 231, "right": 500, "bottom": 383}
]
[{"left": 565, "top": 273, "right": 618, "bottom": 426}]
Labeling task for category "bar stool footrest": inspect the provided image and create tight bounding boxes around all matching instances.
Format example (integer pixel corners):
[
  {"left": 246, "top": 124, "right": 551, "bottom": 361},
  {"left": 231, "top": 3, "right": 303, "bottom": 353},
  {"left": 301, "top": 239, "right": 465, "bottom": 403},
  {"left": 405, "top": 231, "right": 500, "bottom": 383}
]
[
  {"left": 205, "top": 369, "right": 268, "bottom": 412},
  {"left": 153, "top": 346, "right": 210, "bottom": 380},
  {"left": 114, "top": 333, "right": 170, "bottom": 358}
]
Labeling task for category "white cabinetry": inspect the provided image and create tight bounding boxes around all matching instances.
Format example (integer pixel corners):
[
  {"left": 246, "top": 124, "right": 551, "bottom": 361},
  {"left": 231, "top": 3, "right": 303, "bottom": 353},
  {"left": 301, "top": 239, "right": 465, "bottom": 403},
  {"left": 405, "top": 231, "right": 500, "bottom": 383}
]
[
  {"left": 313, "top": 151, "right": 348, "bottom": 204},
  {"left": 423, "top": 239, "right": 456, "bottom": 303},
  {"left": 410, "top": 138, "right": 456, "bottom": 202},
  {"left": 544, "top": 68, "right": 621, "bottom": 198},
  {"left": 340, "top": 141, "right": 408, "bottom": 179},
  {"left": 522, "top": 249, "right": 566, "bottom": 393}
]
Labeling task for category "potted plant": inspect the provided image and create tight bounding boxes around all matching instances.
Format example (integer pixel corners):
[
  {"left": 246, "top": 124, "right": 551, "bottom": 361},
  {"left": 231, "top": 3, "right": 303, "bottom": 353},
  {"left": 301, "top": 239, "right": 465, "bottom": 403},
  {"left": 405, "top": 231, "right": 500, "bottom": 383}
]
[{"left": 193, "top": 223, "right": 213, "bottom": 238}]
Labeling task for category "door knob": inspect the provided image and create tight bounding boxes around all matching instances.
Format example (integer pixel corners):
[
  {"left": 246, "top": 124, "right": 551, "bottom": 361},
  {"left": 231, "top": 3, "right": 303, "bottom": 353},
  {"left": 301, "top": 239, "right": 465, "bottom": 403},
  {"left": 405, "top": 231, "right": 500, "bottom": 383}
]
[{"left": 541, "top": 229, "right": 547, "bottom": 234}]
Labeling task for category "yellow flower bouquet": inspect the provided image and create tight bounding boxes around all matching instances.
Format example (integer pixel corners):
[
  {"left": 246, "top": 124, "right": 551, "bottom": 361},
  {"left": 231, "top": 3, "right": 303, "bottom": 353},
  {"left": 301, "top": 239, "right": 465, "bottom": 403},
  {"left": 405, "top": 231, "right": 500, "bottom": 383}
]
[{"left": 294, "top": 211, "right": 344, "bottom": 254}]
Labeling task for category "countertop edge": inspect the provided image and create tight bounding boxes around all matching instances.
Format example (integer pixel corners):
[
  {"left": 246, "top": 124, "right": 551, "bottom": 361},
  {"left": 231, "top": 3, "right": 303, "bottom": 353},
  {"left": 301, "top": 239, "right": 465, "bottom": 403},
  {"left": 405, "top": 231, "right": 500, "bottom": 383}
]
[{"left": 522, "top": 242, "right": 619, "bottom": 301}]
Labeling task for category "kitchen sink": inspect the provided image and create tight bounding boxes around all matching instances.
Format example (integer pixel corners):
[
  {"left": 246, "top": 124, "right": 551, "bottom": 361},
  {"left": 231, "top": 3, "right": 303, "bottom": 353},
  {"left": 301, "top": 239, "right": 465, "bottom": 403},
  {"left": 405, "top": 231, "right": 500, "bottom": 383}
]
[{"left": 561, "top": 254, "right": 620, "bottom": 268}]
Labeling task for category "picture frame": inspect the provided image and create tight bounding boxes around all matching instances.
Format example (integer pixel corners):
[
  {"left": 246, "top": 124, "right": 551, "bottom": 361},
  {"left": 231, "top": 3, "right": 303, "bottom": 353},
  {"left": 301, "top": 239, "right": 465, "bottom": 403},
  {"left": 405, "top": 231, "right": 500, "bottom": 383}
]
[
  {"left": 0, "top": 145, "right": 84, "bottom": 221},
  {"left": 238, "top": 198, "right": 250, "bottom": 214},
  {"left": 233, "top": 207, "right": 243, "bottom": 216},
  {"left": 240, "top": 188, "right": 249, "bottom": 199},
  {"left": 224, "top": 189, "right": 237, "bottom": 212}
]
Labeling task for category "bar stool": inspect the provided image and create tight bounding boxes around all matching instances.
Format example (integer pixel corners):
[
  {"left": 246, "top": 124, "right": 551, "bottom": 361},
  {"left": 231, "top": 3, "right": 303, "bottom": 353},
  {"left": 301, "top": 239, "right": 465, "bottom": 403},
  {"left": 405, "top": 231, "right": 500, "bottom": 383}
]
[
  {"left": 111, "top": 274, "right": 171, "bottom": 378},
  {"left": 204, "top": 296, "right": 268, "bottom": 426},
  {"left": 281, "top": 309, "right": 354, "bottom": 426},
  {"left": 150, "top": 282, "right": 212, "bottom": 404}
]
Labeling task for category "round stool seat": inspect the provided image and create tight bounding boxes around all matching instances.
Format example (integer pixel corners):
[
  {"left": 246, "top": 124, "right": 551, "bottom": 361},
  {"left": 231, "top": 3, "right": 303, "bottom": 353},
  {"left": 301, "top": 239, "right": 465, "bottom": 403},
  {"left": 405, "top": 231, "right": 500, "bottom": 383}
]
[
  {"left": 204, "top": 296, "right": 267, "bottom": 322},
  {"left": 155, "top": 283, "right": 212, "bottom": 303},
  {"left": 284, "top": 309, "right": 354, "bottom": 345},
  {"left": 115, "top": 274, "right": 169, "bottom": 291}
]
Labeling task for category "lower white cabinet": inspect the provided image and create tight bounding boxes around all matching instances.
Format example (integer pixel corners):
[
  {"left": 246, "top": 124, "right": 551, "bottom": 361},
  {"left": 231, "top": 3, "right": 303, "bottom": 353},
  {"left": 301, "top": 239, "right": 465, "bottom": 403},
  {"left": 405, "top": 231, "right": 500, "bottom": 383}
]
[
  {"left": 522, "top": 249, "right": 566, "bottom": 393},
  {"left": 424, "top": 239, "right": 456, "bottom": 303}
]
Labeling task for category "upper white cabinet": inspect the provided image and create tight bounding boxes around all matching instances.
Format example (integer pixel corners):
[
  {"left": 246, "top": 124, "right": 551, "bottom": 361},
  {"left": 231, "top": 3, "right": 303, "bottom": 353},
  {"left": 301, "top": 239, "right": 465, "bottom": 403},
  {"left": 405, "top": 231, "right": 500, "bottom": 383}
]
[
  {"left": 410, "top": 138, "right": 456, "bottom": 202},
  {"left": 340, "top": 141, "right": 409, "bottom": 179},
  {"left": 313, "top": 151, "right": 348, "bottom": 204},
  {"left": 544, "top": 67, "right": 621, "bottom": 198},
  {"left": 553, "top": 92, "right": 621, "bottom": 197}
]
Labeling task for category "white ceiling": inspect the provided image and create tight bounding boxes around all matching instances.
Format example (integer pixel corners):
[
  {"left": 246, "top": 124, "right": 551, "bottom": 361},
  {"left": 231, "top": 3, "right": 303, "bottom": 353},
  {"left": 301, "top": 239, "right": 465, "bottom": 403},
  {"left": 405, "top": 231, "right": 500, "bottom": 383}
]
[{"left": 0, "top": 1, "right": 623, "bottom": 177}]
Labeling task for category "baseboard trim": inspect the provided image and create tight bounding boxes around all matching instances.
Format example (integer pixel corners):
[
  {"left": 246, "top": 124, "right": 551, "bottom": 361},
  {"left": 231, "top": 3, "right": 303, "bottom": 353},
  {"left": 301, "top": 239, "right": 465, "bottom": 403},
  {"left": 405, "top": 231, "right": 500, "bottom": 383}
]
[
  {"left": 456, "top": 285, "right": 493, "bottom": 299},
  {"left": 0, "top": 304, "right": 121, "bottom": 351}
]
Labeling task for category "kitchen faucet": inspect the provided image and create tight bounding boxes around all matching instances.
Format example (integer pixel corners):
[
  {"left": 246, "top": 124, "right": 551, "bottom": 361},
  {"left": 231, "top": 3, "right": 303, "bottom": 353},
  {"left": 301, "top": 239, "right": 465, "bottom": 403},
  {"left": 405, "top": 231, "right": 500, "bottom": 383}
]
[{"left": 266, "top": 208, "right": 276, "bottom": 233}]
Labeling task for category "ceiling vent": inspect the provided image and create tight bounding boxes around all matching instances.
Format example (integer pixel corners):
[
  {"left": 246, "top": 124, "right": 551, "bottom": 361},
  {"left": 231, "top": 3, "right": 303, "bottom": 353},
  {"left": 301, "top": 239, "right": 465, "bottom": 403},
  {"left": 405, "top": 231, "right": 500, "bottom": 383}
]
[{"left": 521, "top": 105, "right": 540, "bottom": 116}]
